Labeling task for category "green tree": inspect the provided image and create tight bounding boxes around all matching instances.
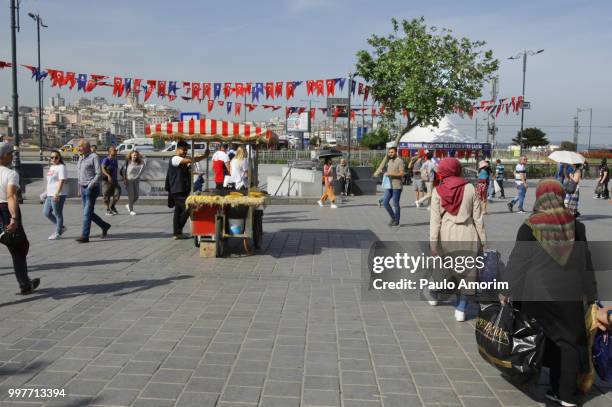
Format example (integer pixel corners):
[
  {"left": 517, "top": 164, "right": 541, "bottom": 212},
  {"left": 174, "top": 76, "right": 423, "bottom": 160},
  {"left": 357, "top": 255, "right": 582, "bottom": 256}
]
[
  {"left": 309, "top": 135, "right": 320, "bottom": 148},
  {"left": 559, "top": 141, "right": 577, "bottom": 151},
  {"left": 361, "top": 127, "right": 389, "bottom": 150},
  {"left": 152, "top": 136, "right": 165, "bottom": 150},
  {"left": 512, "top": 127, "right": 549, "bottom": 149},
  {"left": 356, "top": 17, "right": 498, "bottom": 174}
]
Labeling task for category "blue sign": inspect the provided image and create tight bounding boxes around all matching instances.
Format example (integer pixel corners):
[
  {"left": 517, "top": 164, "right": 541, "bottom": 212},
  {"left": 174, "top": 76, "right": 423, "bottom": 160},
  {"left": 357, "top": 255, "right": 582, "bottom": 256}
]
[
  {"left": 180, "top": 112, "right": 201, "bottom": 121},
  {"left": 356, "top": 127, "right": 368, "bottom": 143}
]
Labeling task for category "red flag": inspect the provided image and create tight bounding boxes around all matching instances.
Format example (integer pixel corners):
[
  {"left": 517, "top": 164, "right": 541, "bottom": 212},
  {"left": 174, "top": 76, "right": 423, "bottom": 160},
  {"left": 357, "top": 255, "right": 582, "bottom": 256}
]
[
  {"left": 364, "top": 86, "right": 370, "bottom": 101},
  {"left": 371, "top": 107, "right": 377, "bottom": 116},
  {"left": 516, "top": 96, "right": 523, "bottom": 112},
  {"left": 285, "top": 107, "right": 291, "bottom": 118},
  {"left": 275, "top": 82, "right": 283, "bottom": 98},
  {"left": 286, "top": 82, "right": 296, "bottom": 99},
  {"left": 218, "top": 100, "right": 225, "bottom": 106},
  {"left": 246, "top": 82, "right": 252, "bottom": 94},
  {"left": 182, "top": 81, "right": 191, "bottom": 96},
  {"left": 315, "top": 80, "right": 324, "bottom": 96},
  {"left": 63, "top": 72, "right": 77, "bottom": 89},
  {"left": 235, "top": 82, "right": 244, "bottom": 97},
  {"left": 380, "top": 105, "right": 385, "bottom": 115},
  {"left": 297, "top": 107, "right": 306, "bottom": 114},
  {"left": 0, "top": 61, "right": 12, "bottom": 69},
  {"left": 144, "top": 80, "right": 156, "bottom": 101},
  {"left": 168, "top": 95, "right": 177, "bottom": 102},
  {"left": 350, "top": 110, "right": 356, "bottom": 120},
  {"left": 510, "top": 96, "right": 517, "bottom": 112},
  {"left": 358, "top": 83, "right": 364, "bottom": 95},
  {"left": 203, "top": 83, "right": 211, "bottom": 99},
  {"left": 265, "top": 82, "right": 274, "bottom": 99},
  {"left": 319, "top": 108, "right": 328, "bottom": 114},
  {"left": 272, "top": 105, "right": 281, "bottom": 111},
  {"left": 306, "top": 80, "right": 315, "bottom": 96},
  {"left": 84, "top": 74, "right": 107, "bottom": 92},
  {"left": 207, "top": 100, "right": 214, "bottom": 112},
  {"left": 223, "top": 82, "right": 233, "bottom": 99},
  {"left": 113, "top": 76, "right": 124, "bottom": 97},
  {"left": 235, "top": 102, "right": 242, "bottom": 116},
  {"left": 310, "top": 107, "right": 316, "bottom": 121},
  {"left": 47, "top": 69, "right": 65, "bottom": 87},
  {"left": 191, "top": 82, "right": 202, "bottom": 100},
  {"left": 326, "top": 79, "right": 335, "bottom": 96},
  {"left": 246, "top": 103, "right": 257, "bottom": 112},
  {"left": 157, "top": 80, "right": 167, "bottom": 98},
  {"left": 133, "top": 79, "right": 142, "bottom": 95}
]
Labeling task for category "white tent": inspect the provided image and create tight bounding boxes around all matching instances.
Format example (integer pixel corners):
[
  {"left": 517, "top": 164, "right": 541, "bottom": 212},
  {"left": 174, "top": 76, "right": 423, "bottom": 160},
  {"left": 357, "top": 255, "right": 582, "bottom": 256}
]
[{"left": 386, "top": 117, "right": 491, "bottom": 156}]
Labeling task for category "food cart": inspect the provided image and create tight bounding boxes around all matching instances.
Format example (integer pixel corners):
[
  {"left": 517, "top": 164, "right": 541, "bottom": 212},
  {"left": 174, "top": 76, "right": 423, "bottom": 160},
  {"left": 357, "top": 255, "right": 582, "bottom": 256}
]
[{"left": 145, "top": 119, "right": 278, "bottom": 257}]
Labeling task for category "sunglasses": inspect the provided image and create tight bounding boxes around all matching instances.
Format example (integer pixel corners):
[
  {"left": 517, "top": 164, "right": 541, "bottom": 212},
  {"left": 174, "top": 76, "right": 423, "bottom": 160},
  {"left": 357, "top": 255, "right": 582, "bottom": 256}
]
[{"left": 50, "top": 156, "right": 60, "bottom": 160}]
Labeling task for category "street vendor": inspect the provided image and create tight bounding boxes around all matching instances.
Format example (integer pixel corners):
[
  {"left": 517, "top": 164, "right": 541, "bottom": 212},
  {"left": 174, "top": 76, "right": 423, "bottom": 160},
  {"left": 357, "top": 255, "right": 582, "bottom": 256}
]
[
  {"left": 212, "top": 143, "right": 231, "bottom": 189},
  {"left": 165, "top": 140, "right": 209, "bottom": 240}
]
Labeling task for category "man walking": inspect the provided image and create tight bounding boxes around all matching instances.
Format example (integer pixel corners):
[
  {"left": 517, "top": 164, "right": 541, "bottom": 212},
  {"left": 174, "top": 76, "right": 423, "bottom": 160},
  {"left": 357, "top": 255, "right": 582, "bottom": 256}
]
[
  {"left": 507, "top": 155, "right": 528, "bottom": 213},
  {"left": 165, "top": 140, "right": 209, "bottom": 239},
  {"left": 0, "top": 142, "right": 40, "bottom": 294},
  {"left": 380, "top": 147, "right": 405, "bottom": 226},
  {"left": 336, "top": 158, "right": 352, "bottom": 196},
  {"left": 101, "top": 146, "right": 121, "bottom": 215},
  {"left": 416, "top": 151, "right": 436, "bottom": 208},
  {"left": 411, "top": 154, "right": 425, "bottom": 205},
  {"left": 76, "top": 139, "right": 110, "bottom": 243},
  {"left": 595, "top": 158, "right": 609, "bottom": 199},
  {"left": 494, "top": 159, "right": 505, "bottom": 199}
]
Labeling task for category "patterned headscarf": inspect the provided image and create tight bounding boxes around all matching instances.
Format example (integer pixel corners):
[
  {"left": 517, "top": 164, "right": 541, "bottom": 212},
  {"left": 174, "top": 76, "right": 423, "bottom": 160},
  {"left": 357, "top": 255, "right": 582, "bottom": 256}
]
[{"left": 525, "top": 179, "right": 575, "bottom": 266}]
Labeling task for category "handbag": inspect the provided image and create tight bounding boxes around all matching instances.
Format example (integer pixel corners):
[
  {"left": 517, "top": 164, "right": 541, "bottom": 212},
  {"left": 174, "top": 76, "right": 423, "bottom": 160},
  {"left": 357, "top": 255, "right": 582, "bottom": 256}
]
[
  {"left": 564, "top": 179, "right": 577, "bottom": 194},
  {"left": 382, "top": 175, "right": 391, "bottom": 189},
  {"left": 593, "top": 303, "right": 612, "bottom": 382},
  {"left": 475, "top": 303, "right": 545, "bottom": 383},
  {"left": 595, "top": 183, "right": 603, "bottom": 195}
]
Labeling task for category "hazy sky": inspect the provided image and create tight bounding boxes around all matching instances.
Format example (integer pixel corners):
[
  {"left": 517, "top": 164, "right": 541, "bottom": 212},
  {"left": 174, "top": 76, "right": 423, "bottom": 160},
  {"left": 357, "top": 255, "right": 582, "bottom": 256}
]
[{"left": 1, "top": 0, "right": 611, "bottom": 145}]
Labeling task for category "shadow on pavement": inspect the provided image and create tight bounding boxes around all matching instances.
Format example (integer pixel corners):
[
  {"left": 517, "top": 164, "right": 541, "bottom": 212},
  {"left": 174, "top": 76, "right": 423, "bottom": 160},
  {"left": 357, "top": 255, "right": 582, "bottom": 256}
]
[
  {"left": 0, "top": 275, "right": 193, "bottom": 308},
  {"left": 94, "top": 232, "right": 173, "bottom": 241},
  {"left": 24, "top": 259, "right": 141, "bottom": 272},
  {"left": 264, "top": 216, "right": 318, "bottom": 224}
]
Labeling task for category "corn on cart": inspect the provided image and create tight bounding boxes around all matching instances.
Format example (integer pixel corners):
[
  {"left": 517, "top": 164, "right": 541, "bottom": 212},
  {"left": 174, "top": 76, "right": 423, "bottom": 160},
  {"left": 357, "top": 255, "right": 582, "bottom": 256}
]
[{"left": 146, "top": 119, "right": 277, "bottom": 257}]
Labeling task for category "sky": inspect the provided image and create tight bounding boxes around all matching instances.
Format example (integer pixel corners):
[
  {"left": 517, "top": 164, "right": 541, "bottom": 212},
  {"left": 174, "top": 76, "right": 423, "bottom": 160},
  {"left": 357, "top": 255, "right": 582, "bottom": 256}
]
[{"left": 1, "top": 0, "right": 611, "bottom": 146}]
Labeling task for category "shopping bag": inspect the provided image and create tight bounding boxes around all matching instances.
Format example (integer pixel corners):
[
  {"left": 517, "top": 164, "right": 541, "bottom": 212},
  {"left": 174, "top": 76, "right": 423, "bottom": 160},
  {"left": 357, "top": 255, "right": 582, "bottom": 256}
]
[
  {"left": 593, "top": 303, "right": 612, "bottom": 382},
  {"left": 475, "top": 303, "right": 545, "bottom": 382},
  {"left": 494, "top": 180, "right": 501, "bottom": 194},
  {"left": 382, "top": 175, "right": 391, "bottom": 189},
  {"left": 577, "top": 303, "right": 598, "bottom": 393}
]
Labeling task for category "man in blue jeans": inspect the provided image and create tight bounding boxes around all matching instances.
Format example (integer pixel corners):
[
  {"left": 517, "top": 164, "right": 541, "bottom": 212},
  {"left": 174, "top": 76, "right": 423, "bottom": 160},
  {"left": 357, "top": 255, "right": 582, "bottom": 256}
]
[
  {"left": 76, "top": 140, "right": 110, "bottom": 243},
  {"left": 507, "top": 155, "right": 528, "bottom": 213},
  {"left": 380, "top": 147, "right": 405, "bottom": 226}
]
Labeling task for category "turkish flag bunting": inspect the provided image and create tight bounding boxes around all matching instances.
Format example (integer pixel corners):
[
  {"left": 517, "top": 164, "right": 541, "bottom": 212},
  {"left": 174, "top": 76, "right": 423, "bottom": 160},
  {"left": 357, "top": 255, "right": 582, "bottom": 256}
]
[
  {"left": 144, "top": 80, "right": 156, "bottom": 101},
  {"left": 315, "top": 80, "right": 324, "bottom": 96},
  {"left": 133, "top": 79, "right": 142, "bottom": 95},
  {"left": 0, "top": 61, "right": 12, "bottom": 69},
  {"left": 306, "top": 80, "right": 315, "bottom": 96},
  {"left": 297, "top": 107, "right": 306, "bottom": 114},
  {"left": 275, "top": 82, "right": 283, "bottom": 98},
  {"left": 218, "top": 100, "right": 225, "bottom": 106},
  {"left": 326, "top": 79, "right": 335, "bottom": 96},
  {"left": 364, "top": 86, "right": 370, "bottom": 101},
  {"left": 191, "top": 82, "right": 202, "bottom": 100},
  {"left": 246, "top": 103, "right": 257, "bottom": 112},
  {"left": 516, "top": 96, "right": 523, "bottom": 112},
  {"left": 319, "top": 108, "right": 328, "bottom": 114},
  {"left": 246, "top": 82, "right": 252, "bottom": 94},
  {"left": 350, "top": 110, "right": 356, "bottom": 120},
  {"left": 223, "top": 82, "right": 233, "bottom": 99},
  {"left": 510, "top": 96, "right": 517, "bottom": 112},
  {"left": 235, "top": 82, "right": 244, "bottom": 97},
  {"left": 310, "top": 108, "right": 316, "bottom": 121},
  {"left": 235, "top": 102, "right": 241, "bottom": 116},
  {"left": 203, "top": 83, "right": 211, "bottom": 99},
  {"left": 47, "top": 69, "right": 65, "bottom": 87},
  {"left": 182, "top": 82, "right": 191, "bottom": 95},
  {"left": 286, "top": 82, "right": 296, "bottom": 99},
  {"left": 168, "top": 95, "right": 177, "bottom": 102},
  {"left": 208, "top": 100, "right": 214, "bottom": 112},
  {"left": 123, "top": 78, "right": 132, "bottom": 96},
  {"left": 113, "top": 76, "right": 124, "bottom": 97},
  {"left": 63, "top": 72, "right": 77, "bottom": 89},
  {"left": 380, "top": 105, "right": 385, "bottom": 115},
  {"left": 371, "top": 107, "right": 377, "bottom": 116},
  {"left": 265, "top": 82, "right": 274, "bottom": 99},
  {"left": 157, "top": 81, "right": 167, "bottom": 98}
]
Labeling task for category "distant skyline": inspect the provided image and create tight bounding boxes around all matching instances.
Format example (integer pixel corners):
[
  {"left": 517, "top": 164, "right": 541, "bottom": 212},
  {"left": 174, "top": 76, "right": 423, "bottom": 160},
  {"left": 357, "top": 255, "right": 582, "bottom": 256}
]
[{"left": 1, "top": 0, "right": 611, "bottom": 146}]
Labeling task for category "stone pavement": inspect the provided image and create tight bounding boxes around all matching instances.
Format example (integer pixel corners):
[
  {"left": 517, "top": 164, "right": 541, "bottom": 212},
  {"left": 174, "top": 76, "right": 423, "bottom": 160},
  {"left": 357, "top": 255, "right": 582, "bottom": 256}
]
[{"left": 1, "top": 179, "right": 611, "bottom": 407}]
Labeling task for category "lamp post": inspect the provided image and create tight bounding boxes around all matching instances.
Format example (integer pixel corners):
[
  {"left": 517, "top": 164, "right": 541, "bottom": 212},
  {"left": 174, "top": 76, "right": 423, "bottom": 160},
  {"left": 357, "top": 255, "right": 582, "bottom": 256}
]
[
  {"left": 347, "top": 72, "right": 358, "bottom": 164},
  {"left": 577, "top": 108, "right": 593, "bottom": 151},
  {"left": 508, "top": 49, "right": 544, "bottom": 156},
  {"left": 9, "top": 0, "right": 21, "bottom": 180},
  {"left": 28, "top": 12, "right": 47, "bottom": 161}
]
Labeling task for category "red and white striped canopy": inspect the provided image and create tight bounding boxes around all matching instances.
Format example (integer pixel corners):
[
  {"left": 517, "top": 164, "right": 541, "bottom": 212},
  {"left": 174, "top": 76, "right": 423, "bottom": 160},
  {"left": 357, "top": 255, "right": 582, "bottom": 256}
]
[{"left": 145, "top": 119, "right": 278, "bottom": 144}]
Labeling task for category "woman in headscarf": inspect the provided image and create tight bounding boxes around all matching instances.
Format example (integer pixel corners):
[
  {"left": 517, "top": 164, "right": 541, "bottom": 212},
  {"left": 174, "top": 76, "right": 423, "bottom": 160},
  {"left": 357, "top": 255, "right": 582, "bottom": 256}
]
[
  {"left": 504, "top": 179, "right": 596, "bottom": 406},
  {"left": 429, "top": 158, "right": 486, "bottom": 322}
]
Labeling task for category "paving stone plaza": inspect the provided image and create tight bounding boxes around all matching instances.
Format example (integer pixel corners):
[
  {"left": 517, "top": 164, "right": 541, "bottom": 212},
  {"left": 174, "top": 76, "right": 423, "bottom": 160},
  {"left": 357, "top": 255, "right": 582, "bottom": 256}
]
[{"left": 1, "top": 180, "right": 611, "bottom": 406}]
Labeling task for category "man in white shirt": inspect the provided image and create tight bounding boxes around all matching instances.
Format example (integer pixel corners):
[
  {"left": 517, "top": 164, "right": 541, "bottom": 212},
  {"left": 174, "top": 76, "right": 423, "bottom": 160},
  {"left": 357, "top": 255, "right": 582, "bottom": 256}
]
[
  {"left": 508, "top": 155, "right": 528, "bottom": 213},
  {"left": 212, "top": 144, "right": 231, "bottom": 189},
  {"left": 0, "top": 142, "right": 40, "bottom": 294}
]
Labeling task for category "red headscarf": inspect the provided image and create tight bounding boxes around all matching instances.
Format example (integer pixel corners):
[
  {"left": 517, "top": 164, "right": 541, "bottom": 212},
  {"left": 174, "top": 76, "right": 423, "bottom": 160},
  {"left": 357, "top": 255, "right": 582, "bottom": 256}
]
[{"left": 435, "top": 158, "right": 468, "bottom": 216}]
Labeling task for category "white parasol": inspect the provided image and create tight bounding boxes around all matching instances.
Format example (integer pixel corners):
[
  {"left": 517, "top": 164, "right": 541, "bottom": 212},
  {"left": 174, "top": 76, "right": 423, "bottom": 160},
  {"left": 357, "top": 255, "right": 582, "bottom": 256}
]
[{"left": 548, "top": 150, "right": 585, "bottom": 165}]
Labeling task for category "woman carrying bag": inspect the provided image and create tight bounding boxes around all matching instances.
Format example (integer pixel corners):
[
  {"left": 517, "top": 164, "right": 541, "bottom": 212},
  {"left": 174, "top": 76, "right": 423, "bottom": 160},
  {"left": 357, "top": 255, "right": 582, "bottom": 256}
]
[{"left": 121, "top": 150, "right": 146, "bottom": 216}]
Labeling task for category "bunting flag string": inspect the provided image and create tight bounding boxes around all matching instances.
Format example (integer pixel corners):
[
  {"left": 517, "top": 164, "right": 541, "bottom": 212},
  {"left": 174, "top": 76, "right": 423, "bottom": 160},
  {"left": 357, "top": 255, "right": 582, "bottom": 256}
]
[{"left": 0, "top": 59, "right": 523, "bottom": 120}]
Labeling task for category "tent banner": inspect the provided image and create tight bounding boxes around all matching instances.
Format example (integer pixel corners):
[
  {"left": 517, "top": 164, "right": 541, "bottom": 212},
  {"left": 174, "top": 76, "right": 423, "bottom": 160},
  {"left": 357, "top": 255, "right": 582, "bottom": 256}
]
[{"left": 399, "top": 142, "right": 492, "bottom": 150}]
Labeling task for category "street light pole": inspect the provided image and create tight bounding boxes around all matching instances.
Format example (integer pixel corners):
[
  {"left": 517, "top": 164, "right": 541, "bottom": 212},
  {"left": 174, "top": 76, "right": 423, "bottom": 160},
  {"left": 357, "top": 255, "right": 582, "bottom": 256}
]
[
  {"left": 509, "top": 49, "right": 544, "bottom": 156},
  {"left": 10, "top": 0, "right": 21, "bottom": 180},
  {"left": 577, "top": 108, "right": 593, "bottom": 151},
  {"left": 29, "top": 12, "right": 47, "bottom": 161}
]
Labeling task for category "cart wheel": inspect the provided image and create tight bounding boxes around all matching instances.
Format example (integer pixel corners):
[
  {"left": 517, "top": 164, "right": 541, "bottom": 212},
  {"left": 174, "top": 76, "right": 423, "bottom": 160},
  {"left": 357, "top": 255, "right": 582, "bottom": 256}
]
[
  {"left": 215, "top": 216, "right": 225, "bottom": 258},
  {"left": 243, "top": 238, "right": 253, "bottom": 256},
  {"left": 194, "top": 236, "right": 200, "bottom": 248},
  {"left": 253, "top": 210, "right": 263, "bottom": 250}
]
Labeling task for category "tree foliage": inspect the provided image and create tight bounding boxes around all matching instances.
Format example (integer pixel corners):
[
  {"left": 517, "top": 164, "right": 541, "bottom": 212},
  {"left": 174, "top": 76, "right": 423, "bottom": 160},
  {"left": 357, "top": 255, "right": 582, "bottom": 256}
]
[
  {"left": 512, "top": 127, "right": 549, "bottom": 149},
  {"left": 559, "top": 141, "right": 577, "bottom": 152},
  {"left": 360, "top": 128, "right": 389, "bottom": 150},
  {"left": 356, "top": 17, "right": 499, "bottom": 131}
]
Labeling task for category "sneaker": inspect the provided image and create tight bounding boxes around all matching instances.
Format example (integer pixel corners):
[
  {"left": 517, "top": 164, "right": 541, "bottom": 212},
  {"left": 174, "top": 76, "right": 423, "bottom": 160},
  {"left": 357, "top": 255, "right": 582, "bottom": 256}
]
[
  {"left": 454, "top": 310, "right": 466, "bottom": 322},
  {"left": 173, "top": 234, "right": 189, "bottom": 240},
  {"left": 545, "top": 390, "right": 577, "bottom": 407},
  {"left": 415, "top": 200, "right": 420, "bottom": 208},
  {"left": 517, "top": 210, "right": 526, "bottom": 214},
  {"left": 111, "top": 206, "right": 119, "bottom": 215},
  {"left": 378, "top": 200, "right": 382, "bottom": 208},
  {"left": 130, "top": 211, "right": 136, "bottom": 216},
  {"left": 48, "top": 233, "right": 60, "bottom": 240},
  {"left": 20, "top": 278, "right": 41, "bottom": 295},
  {"left": 106, "top": 209, "right": 114, "bottom": 216},
  {"left": 507, "top": 202, "right": 513, "bottom": 212},
  {"left": 125, "top": 204, "right": 131, "bottom": 212},
  {"left": 390, "top": 220, "right": 399, "bottom": 226},
  {"left": 75, "top": 236, "right": 89, "bottom": 243},
  {"left": 317, "top": 200, "right": 323, "bottom": 207},
  {"left": 101, "top": 225, "right": 110, "bottom": 239},
  {"left": 330, "top": 204, "right": 338, "bottom": 209},
  {"left": 428, "top": 301, "right": 439, "bottom": 306},
  {"left": 60, "top": 226, "right": 67, "bottom": 235}
]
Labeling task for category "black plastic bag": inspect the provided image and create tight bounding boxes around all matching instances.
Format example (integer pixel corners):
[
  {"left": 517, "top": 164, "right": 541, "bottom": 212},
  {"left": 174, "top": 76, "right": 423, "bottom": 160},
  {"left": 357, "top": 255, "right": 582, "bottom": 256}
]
[{"left": 475, "top": 303, "right": 545, "bottom": 383}]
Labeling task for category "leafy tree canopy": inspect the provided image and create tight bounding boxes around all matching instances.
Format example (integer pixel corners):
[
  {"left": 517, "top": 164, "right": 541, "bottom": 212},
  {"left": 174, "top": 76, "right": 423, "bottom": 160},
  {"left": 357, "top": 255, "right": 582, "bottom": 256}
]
[{"left": 512, "top": 127, "right": 549, "bottom": 149}]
